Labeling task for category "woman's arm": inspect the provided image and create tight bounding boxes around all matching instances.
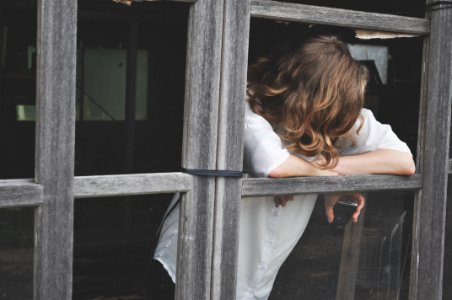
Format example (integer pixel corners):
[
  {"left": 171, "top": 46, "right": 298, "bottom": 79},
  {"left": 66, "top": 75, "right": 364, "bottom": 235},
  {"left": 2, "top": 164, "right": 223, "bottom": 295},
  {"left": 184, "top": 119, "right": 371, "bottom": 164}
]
[
  {"left": 333, "top": 149, "right": 416, "bottom": 176},
  {"left": 268, "top": 154, "right": 338, "bottom": 178}
]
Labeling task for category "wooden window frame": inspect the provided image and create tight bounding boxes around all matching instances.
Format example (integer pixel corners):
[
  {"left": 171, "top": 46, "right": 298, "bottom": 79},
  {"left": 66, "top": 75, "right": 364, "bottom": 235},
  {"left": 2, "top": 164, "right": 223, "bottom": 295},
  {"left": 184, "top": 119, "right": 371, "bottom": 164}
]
[{"left": 0, "top": 0, "right": 451, "bottom": 299}]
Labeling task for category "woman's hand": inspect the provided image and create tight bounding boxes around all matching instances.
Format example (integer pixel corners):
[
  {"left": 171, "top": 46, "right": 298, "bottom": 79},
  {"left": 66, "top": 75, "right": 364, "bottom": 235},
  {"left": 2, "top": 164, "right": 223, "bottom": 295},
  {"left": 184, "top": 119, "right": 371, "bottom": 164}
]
[
  {"left": 274, "top": 195, "right": 294, "bottom": 207},
  {"left": 324, "top": 192, "right": 365, "bottom": 223}
]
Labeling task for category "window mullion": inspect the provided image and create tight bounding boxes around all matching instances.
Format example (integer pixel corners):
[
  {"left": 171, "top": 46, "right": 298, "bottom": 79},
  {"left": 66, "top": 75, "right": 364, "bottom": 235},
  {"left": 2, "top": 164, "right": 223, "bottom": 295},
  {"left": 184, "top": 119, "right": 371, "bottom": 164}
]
[
  {"left": 175, "top": 0, "right": 224, "bottom": 299},
  {"left": 210, "top": 1, "right": 250, "bottom": 299},
  {"left": 34, "top": 0, "right": 77, "bottom": 298},
  {"left": 409, "top": 1, "right": 452, "bottom": 299}
]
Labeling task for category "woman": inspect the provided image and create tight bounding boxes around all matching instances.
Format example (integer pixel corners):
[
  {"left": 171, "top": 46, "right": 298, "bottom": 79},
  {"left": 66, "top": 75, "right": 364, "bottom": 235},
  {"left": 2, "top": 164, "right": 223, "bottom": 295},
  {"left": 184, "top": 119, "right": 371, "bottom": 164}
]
[{"left": 153, "top": 33, "right": 415, "bottom": 300}]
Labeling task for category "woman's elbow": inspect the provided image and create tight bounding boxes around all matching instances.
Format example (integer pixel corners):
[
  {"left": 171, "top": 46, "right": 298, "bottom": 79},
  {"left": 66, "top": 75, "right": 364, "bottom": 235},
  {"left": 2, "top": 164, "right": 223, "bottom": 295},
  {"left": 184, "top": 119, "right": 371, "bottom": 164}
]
[
  {"left": 268, "top": 168, "right": 285, "bottom": 178},
  {"left": 399, "top": 155, "right": 416, "bottom": 176}
]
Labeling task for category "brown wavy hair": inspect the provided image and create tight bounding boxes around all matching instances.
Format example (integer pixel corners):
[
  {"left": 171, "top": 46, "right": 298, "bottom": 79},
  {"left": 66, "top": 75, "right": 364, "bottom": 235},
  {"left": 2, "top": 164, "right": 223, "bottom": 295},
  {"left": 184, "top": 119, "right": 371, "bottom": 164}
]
[{"left": 247, "top": 34, "right": 369, "bottom": 168}]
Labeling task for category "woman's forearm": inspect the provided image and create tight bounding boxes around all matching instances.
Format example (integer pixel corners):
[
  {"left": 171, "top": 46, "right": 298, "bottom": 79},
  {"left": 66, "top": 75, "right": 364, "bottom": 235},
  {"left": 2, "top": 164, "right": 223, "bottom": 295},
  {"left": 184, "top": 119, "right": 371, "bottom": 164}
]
[
  {"left": 333, "top": 149, "right": 416, "bottom": 176},
  {"left": 268, "top": 155, "right": 338, "bottom": 178}
]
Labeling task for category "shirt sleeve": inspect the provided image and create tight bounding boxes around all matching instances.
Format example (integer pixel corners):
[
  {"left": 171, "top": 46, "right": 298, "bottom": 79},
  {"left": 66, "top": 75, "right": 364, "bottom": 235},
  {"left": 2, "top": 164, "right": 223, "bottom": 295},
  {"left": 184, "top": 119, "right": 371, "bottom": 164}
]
[
  {"left": 339, "top": 108, "right": 412, "bottom": 156},
  {"left": 243, "top": 106, "right": 290, "bottom": 177}
]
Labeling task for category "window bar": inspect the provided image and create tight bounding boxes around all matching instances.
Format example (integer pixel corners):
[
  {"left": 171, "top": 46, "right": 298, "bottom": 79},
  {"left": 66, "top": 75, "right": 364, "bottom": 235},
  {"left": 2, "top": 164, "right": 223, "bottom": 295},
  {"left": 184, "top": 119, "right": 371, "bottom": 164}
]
[
  {"left": 410, "top": 1, "right": 452, "bottom": 299},
  {"left": 250, "top": 0, "right": 429, "bottom": 35},
  {"left": 34, "top": 0, "right": 77, "bottom": 298},
  {"left": 242, "top": 175, "right": 423, "bottom": 197},
  {"left": 210, "top": 0, "right": 250, "bottom": 299},
  {"left": 73, "top": 173, "right": 193, "bottom": 198},
  {"left": 176, "top": 0, "right": 224, "bottom": 299},
  {"left": 0, "top": 180, "right": 43, "bottom": 208}
]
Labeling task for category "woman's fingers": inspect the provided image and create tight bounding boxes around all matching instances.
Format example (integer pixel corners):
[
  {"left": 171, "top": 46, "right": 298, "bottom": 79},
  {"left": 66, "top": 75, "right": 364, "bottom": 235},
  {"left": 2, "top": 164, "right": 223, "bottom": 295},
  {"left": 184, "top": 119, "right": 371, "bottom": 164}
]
[
  {"left": 325, "top": 192, "right": 366, "bottom": 223},
  {"left": 324, "top": 193, "right": 341, "bottom": 223},
  {"left": 352, "top": 192, "right": 366, "bottom": 223},
  {"left": 274, "top": 195, "right": 294, "bottom": 207}
]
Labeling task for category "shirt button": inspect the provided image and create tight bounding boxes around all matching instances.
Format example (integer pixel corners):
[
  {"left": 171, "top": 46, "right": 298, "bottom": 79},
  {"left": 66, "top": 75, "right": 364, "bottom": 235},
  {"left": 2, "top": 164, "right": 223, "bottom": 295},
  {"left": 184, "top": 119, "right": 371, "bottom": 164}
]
[
  {"left": 272, "top": 211, "right": 278, "bottom": 217},
  {"left": 259, "top": 265, "right": 267, "bottom": 271},
  {"left": 266, "top": 239, "right": 272, "bottom": 245}
]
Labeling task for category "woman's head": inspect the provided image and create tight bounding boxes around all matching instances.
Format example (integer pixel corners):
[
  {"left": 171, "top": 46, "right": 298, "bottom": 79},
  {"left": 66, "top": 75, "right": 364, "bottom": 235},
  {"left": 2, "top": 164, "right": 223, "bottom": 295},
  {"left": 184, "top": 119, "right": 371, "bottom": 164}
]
[{"left": 247, "top": 34, "right": 369, "bottom": 168}]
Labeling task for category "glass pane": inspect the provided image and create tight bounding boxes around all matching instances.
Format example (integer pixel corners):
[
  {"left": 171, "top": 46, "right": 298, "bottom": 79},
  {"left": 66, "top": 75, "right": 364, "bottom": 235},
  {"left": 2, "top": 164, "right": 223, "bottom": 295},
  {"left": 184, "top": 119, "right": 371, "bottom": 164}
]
[
  {"left": 0, "top": 0, "right": 37, "bottom": 179},
  {"left": 82, "top": 47, "right": 127, "bottom": 121},
  {"left": 237, "top": 191, "right": 414, "bottom": 300},
  {"left": 271, "top": 0, "right": 425, "bottom": 18},
  {"left": 73, "top": 193, "right": 178, "bottom": 300},
  {"left": 0, "top": 207, "right": 35, "bottom": 300},
  {"left": 75, "top": 0, "right": 188, "bottom": 175}
]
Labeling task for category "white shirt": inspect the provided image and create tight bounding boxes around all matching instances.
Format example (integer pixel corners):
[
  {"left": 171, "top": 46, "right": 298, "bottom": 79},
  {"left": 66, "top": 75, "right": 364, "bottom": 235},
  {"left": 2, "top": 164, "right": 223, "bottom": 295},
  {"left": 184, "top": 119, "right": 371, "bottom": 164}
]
[{"left": 154, "top": 104, "right": 412, "bottom": 300}]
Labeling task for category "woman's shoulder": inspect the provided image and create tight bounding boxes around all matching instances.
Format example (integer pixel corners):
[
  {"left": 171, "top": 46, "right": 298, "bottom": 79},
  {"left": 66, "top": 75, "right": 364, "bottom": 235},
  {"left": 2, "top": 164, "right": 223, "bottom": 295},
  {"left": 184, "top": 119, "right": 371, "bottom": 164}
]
[{"left": 244, "top": 102, "right": 274, "bottom": 131}]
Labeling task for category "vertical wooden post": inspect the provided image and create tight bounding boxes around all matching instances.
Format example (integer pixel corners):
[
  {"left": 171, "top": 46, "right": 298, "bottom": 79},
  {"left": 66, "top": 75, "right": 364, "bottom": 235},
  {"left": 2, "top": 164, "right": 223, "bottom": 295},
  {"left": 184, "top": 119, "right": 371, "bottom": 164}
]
[
  {"left": 34, "top": 0, "right": 77, "bottom": 299},
  {"left": 410, "top": 2, "right": 452, "bottom": 299},
  {"left": 210, "top": 1, "right": 250, "bottom": 299},
  {"left": 176, "top": 0, "right": 224, "bottom": 299}
]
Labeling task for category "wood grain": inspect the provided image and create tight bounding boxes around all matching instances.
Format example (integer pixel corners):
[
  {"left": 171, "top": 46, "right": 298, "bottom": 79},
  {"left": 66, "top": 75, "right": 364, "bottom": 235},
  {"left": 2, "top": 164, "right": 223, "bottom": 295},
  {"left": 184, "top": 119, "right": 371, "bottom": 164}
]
[
  {"left": 176, "top": 0, "right": 223, "bottom": 299},
  {"left": 251, "top": 0, "right": 429, "bottom": 35},
  {"left": 242, "top": 174, "right": 422, "bottom": 197},
  {"left": 34, "top": 0, "right": 77, "bottom": 298},
  {"left": 73, "top": 173, "right": 192, "bottom": 198},
  {"left": 409, "top": 1, "right": 452, "bottom": 299},
  {"left": 0, "top": 180, "right": 43, "bottom": 208},
  {"left": 210, "top": 1, "right": 250, "bottom": 299}
]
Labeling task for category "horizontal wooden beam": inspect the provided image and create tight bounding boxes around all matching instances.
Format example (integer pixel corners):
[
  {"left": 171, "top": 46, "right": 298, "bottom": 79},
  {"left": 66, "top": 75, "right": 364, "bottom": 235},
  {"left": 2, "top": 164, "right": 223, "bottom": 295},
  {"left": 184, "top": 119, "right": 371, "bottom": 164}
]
[
  {"left": 141, "top": 0, "right": 196, "bottom": 3},
  {"left": 74, "top": 172, "right": 193, "bottom": 198},
  {"left": 241, "top": 174, "right": 422, "bottom": 197},
  {"left": 251, "top": 0, "right": 429, "bottom": 35},
  {"left": 0, "top": 179, "right": 43, "bottom": 208}
]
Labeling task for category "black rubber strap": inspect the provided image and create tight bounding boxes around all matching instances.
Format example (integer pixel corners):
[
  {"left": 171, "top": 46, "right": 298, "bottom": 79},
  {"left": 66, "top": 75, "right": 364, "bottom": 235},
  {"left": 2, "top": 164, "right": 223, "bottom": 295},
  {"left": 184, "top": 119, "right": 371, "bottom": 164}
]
[
  {"left": 182, "top": 168, "right": 243, "bottom": 178},
  {"left": 426, "top": 1, "right": 452, "bottom": 10}
]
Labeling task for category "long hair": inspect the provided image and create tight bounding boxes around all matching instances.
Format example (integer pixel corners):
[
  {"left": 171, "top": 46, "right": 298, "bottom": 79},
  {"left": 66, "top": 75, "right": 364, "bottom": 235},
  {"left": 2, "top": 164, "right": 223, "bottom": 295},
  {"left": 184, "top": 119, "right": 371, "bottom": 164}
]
[{"left": 247, "top": 34, "right": 369, "bottom": 168}]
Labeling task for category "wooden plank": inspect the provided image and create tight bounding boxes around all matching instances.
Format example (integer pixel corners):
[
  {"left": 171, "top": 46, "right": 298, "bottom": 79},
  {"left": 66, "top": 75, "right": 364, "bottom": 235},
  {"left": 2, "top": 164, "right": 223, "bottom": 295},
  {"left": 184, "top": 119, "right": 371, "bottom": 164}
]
[
  {"left": 210, "top": 1, "right": 250, "bottom": 299},
  {"left": 250, "top": 0, "right": 429, "bottom": 35},
  {"left": 0, "top": 180, "right": 43, "bottom": 208},
  {"left": 410, "top": 33, "right": 431, "bottom": 300},
  {"left": 73, "top": 173, "right": 192, "bottom": 198},
  {"left": 141, "top": 0, "right": 196, "bottom": 3},
  {"left": 175, "top": 0, "right": 224, "bottom": 299},
  {"left": 34, "top": 0, "right": 77, "bottom": 299},
  {"left": 241, "top": 174, "right": 422, "bottom": 197},
  {"left": 409, "top": 1, "right": 452, "bottom": 299},
  {"left": 114, "top": 0, "right": 196, "bottom": 4}
]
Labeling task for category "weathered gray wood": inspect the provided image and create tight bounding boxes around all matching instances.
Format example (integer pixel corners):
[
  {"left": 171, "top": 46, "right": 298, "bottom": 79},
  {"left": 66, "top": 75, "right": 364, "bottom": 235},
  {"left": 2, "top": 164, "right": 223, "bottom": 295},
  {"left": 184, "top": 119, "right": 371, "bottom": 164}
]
[
  {"left": 176, "top": 0, "right": 224, "bottom": 299},
  {"left": 448, "top": 159, "right": 452, "bottom": 173},
  {"left": 0, "top": 180, "right": 43, "bottom": 208},
  {"left": 113, "top": 0, "right": 196, "bottom": 5},
  {"left": 409, "top": 1, "right": 452, "bottom": 299},
  {"left": 242, "top": 175, "right": 422, "bottom": 197},
  {"left": 210, "top": 1, "right": 250, "bottom": 299},
  {"left": 250, "top": 0, "right": 429, "bottom": 35},
  {"left": 336, "top": 204, "right": 366, "bottom": 300},
  {"left": 34, "top": 0, "right": 77, "bottom": 299},
  {"left": 410, "top": 31, "right": 431, "bottom": 300},
  {"left": 73, "top": 173, "right": 192, "bottom": 198},
  {"left": 142, "top": 0, "right": 196, "bottom": 2}
]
